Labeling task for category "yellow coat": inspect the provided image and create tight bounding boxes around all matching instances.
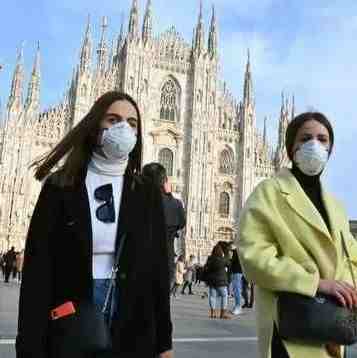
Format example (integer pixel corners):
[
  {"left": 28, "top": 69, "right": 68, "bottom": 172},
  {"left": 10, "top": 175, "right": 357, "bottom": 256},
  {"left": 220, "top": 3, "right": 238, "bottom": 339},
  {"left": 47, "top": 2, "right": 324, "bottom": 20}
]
[{"left": 237, "top": 168, "right": 357, "bottom": 358}]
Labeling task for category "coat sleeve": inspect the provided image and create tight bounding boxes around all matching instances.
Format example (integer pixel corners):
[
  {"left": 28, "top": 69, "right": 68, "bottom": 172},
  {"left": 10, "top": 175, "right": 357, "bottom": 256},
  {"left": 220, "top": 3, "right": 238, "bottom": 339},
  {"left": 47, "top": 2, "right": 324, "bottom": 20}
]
[
  {"left": 237, "top": 180, "right": 320, "bottom": 297},
  {"left": 152, "top": 187, "right": 173, "bottom": 354},
  {"left": 16, "top": 180, "right": 62, "bottom": 358}
]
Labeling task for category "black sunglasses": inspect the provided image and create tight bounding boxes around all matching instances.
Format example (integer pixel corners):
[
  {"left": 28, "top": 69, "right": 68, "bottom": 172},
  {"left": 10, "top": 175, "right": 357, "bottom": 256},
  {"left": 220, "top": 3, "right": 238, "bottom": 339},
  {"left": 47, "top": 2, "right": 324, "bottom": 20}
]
[{"left": 94, "top": 184, "right": 115, "bottom": 223}]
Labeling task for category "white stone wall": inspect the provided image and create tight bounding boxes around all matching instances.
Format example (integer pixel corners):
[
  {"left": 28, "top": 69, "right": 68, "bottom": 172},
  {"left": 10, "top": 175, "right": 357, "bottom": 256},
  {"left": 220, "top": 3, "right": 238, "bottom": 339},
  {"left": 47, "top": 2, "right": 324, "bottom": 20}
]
[{"left": 0, "top": 10, "right": 289, "bottom": 258}]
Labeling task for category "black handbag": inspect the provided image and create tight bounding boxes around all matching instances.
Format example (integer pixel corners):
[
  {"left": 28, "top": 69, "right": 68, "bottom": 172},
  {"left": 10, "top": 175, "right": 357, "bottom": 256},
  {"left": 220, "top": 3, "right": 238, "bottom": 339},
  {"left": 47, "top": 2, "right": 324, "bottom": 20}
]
[
  {"left": 277, "top": 232, "right": 357, "bottom": 345},
  {"left": 49, "top": 233, "right": 127, "bottom": 354}
]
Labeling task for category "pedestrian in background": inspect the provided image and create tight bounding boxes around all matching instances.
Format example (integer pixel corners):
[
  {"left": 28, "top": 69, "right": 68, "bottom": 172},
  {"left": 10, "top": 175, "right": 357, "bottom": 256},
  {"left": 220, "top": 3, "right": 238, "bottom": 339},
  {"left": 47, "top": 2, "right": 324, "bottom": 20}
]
[
  {"left": 16, "top": 250, "right": 24, "bottom": 283},
  {"left": 4, "top": 246, "right": 16, "bottom": 283},
  {"left": 16, "top": 91, "right": 173, "bottom": 358},
  {"left": 182, "top": 254, "right": 196, "bottom": 295},
  {"left": 241, "top": 275, "right": 254, "bottom": 309},
  {"left": 238, "top": 112, "right": 357, "bottom": 358},
  {"left": 229, "top": 242, "right": 243, "bottom": 315},
  {"left": 206, "top": 244, "right": 232, "bottom": 319},
  {"left": 0, "top": 253, "right": 5, "bottom": 280},
  {"left": 142, "top": 162, "right": 186, "bottom": 288},
  {"left": 172, "top": 255, "right": 185, "bottom": 298}
]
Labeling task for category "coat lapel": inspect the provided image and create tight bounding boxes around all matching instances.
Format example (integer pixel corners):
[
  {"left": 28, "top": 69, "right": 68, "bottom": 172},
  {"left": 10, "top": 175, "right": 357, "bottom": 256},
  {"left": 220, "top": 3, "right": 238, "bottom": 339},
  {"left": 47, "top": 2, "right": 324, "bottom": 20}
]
[
  {"left": 321, "top": 188, "right": 340, "bottom": 241},
  {"left": 276, "top": 168, "right": 332, "bottom": 241},
  {"left": 65, "top": 182, "right": 93, "bottom": 266},
  {"left": 114, "top": 173, "right": 131, "bottom": 251}
]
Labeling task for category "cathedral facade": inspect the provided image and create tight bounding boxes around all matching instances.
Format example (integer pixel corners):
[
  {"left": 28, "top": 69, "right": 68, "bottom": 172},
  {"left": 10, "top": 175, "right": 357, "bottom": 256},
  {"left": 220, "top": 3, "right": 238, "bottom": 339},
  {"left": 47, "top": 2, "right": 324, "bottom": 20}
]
[{"left": 0, "top": 0, "right": 292, "bottom": 261}]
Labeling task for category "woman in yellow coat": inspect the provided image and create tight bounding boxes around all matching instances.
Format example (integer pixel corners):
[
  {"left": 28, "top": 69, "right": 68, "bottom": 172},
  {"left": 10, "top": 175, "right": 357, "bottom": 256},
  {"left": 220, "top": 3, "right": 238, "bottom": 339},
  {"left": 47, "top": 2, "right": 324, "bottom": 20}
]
[{"left": 237, "top": 112, "right": 357, "bottom": 358}]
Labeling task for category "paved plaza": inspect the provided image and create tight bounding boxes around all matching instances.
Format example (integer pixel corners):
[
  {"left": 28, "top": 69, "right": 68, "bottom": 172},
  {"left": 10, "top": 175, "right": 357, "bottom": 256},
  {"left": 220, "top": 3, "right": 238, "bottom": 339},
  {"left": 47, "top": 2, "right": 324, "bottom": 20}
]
[
  {"left": 0, "top": 281, "right": 258, "bottom": 358},
  {"left": 3, "top": 281, "right": 357, "bottom": 357}
]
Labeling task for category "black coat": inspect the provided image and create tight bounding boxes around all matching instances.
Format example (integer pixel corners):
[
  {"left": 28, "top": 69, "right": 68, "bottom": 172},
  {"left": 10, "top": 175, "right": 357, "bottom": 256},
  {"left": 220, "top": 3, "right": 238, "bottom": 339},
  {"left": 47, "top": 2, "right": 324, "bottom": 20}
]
[
  {"left": 205, "top": 256, "right": 230, "bottom": 288},
  {"left": 4, "top": 248, "right": 16, "bottom": 266},
  {"left": 16, "top": 170, "right": 172, "bottom": 358},
  {"left": 161, "top": 193, "right": 186, "bottom": 279}
]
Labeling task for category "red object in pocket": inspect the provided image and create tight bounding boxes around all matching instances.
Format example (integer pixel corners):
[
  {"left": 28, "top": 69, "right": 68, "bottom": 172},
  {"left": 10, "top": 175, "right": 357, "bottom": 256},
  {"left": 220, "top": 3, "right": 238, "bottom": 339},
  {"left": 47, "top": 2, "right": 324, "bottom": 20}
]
[{"left": 50, "top": 301, "right": 76, "bottom": 320}]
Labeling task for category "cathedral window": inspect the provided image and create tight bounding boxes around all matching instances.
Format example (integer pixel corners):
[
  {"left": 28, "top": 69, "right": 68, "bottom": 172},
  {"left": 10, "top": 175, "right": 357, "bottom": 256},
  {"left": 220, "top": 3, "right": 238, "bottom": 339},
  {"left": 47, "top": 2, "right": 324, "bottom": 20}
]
[
  {"left": 158, "top": 148, "right": 174, "bottom": 176},
  {"left": 80, "top": 84, "right": 87, "bottom": 97},
  {"left": 219, "top": 192, "right": 230, "bottom": 218},
  {"left": 160, "top": 78, "right": 180, "bottom": 122},
  {"left": 219, "top": 148, "right": 235, "bottom": 175}
]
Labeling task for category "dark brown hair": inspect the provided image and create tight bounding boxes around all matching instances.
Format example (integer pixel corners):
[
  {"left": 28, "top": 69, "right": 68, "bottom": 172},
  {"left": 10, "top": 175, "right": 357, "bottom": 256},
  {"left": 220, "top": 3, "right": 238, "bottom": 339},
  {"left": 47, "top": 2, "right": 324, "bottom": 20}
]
[
  {"left": 142, "top": 162, "right": 168, "bottom": 192},
  {"left": 211, "top": 244, "right": 224, "bottom": 258},
  {"left": 285, "top": 112, "right": 334, "bottom": 161},
  {"left": 31, "top": 91, "right": 143, "bottom": 186}
]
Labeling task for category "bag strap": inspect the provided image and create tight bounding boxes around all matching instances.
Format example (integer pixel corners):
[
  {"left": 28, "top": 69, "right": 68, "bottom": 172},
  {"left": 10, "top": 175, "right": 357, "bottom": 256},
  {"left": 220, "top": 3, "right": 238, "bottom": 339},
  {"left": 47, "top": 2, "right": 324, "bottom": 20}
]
[
  {"left": 102, "top": 232, "right": 127, "bottom": 313},
  {"left": 341, "top": 231, "right": 357, "bottom": 289}
]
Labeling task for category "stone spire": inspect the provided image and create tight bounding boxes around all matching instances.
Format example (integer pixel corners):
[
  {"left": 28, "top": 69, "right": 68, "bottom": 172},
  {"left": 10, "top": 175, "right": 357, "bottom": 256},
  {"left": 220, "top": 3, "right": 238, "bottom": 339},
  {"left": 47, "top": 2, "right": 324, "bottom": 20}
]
[
  {"left": 275, "top": 92, "right": 290, "bottom": 169},
  {"left": 25, "top": 42, "right": 41, "bottom": 112},
  {"left": 142, "top": 0, "right": 153, "bottom": 44},
  {"left": 97, "top": 16, "right": 108, "bottom": 74},
  {"left": 208, "top": 4, "right": 218, "bottom": 58},
  {"left": 7, "top": 44, "right": 25, "bottom": 113},
  {"left": 279, "top": 92, "right": 287, "bottom": 141},
  {"left": 108, "top": 39, "right": 116, "bottom": 69},
  {"left": 128, "top": 0, "right": 140, "bottom": 41},
  {"left": 263, "top": 116, "right": 267, "bottom": 146},
  {"left": 193, "top": 0, "right": 205, "bottom": 55},
  {"left": 243, "top": 49, "right": 253, "bottom": 107},
  {"left": 80, "top": 15, "right": 92, "bottom": 73},
  {"left": 116, "top": 13, "right": 125, "bottom": 57}
]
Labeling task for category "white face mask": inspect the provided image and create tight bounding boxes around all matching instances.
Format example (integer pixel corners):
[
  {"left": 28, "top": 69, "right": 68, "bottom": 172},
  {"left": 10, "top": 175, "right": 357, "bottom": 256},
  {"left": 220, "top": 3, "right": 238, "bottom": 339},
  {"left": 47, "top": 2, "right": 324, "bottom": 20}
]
[
  {"left": 294, "top": 139, "right": 329, "bottom": 176},
  {"left": 101, "top": 121, "right": 137, "bottom": 161}
]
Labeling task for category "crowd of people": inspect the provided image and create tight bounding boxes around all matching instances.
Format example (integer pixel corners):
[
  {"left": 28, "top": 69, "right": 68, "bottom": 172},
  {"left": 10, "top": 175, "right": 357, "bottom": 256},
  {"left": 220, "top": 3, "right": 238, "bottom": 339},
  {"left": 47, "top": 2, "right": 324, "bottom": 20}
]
[
  {"left": 0, "top": 246, "right": 24, "bottom": 283},
  {"left": 170, "top": 242, "right": 255, "bottom": 319},
  {"left": 11, "top": 90, "right": 357, "bottom": 358}
]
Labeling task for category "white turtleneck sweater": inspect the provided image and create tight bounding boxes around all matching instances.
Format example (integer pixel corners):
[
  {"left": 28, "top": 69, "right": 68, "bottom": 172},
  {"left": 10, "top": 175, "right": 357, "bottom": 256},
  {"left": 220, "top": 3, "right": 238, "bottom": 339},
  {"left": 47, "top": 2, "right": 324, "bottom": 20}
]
[{"left": 86, "top": 152, "right": 126, "bottom": 279}]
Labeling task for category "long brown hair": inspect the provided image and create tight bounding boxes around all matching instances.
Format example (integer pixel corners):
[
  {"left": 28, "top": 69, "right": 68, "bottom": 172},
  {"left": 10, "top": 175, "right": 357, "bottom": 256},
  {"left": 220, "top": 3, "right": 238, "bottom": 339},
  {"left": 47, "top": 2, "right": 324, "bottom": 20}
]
[{"left": 32, "top": 91, "right": 143, "bottom": 186}]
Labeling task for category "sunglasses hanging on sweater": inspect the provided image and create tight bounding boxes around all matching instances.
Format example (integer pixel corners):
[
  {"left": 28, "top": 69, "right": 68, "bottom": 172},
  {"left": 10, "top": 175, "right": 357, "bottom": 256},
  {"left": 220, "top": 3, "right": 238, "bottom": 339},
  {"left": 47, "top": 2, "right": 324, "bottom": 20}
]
[{"left": 94, "top": 184, "right": 115, "bottom": 223}]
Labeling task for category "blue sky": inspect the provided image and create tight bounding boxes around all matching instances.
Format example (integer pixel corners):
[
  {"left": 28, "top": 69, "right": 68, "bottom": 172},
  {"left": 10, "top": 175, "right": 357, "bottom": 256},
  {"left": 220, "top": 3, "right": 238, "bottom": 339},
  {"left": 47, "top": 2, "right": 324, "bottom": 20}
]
[{"left": 0, "top": 0, "right": 356, "bottom": 218}]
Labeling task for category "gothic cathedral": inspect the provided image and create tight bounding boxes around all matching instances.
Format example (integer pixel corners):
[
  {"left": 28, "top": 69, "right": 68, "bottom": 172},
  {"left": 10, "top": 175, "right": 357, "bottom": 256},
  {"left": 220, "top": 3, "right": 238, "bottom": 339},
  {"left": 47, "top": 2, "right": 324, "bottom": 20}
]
[{"left": 0, "top": 0, "right": 293, "bottom": 261}]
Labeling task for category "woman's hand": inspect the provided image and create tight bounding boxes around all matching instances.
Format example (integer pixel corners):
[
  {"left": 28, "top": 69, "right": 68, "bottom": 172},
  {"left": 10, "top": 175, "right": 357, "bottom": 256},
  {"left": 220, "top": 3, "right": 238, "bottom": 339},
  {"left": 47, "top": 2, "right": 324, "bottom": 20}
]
[
  {"left": 159, "top": 349, "right": 174, "bottom": 358},
  {"left": 318, "top": 279, "right": 357, "bottom": 309}
]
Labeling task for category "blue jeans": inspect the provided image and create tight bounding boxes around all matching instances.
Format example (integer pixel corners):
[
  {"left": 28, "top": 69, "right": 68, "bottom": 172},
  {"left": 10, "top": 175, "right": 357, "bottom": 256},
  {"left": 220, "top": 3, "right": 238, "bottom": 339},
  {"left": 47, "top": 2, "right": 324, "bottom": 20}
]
[
  {"left": 93, "top": 279, "right": 119, "bottom": 328},
  {"left": 209, "top": 286, "right": 228, "bottom": 309},
  {"left": 231, "top": 273, "right": 243, "bottom": 308}
]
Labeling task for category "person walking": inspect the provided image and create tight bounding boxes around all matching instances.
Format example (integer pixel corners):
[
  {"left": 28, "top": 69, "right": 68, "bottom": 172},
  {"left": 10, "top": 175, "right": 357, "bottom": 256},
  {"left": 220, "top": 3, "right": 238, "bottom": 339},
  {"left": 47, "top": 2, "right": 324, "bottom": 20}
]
[
  {"left": 0, "top": 253, "right": 5, "bottom": 280},
  {"left": 15, "top": 250, "right": 24, "bottom": 283},
  {"left": 237, "top": 112, "right": 357, "bottom": 358},
  {"left": 171, "top": 255, "right": 185, "bottom": 298},
  {"left": 241, "top": 275, "right": 254, "bottom": 309},
  {"left": 182, "top": 255, "right": 196, "bottom": 295},
  {"left": 4, "top": 246, "right": 16, "bottom": 283},
  {"left": 229, "top": 243, "right": 243, "bottom": 315},
  {"left": 206, "top": 244, "right": 232, "bottom": 319},
  {"left": 16, "top": 91, "right": 173, "bottom": 358},
  {"left": 142, "top": 162, "right": 186, "bottom": 287}
]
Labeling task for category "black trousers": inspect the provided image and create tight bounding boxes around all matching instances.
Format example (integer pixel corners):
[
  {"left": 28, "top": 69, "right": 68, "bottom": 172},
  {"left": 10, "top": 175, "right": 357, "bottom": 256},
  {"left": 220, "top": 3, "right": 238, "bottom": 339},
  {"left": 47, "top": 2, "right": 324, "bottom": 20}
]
[
  {"left": 181, "top": 281, "right": 193, "bottom": 294},
  {"left": 4, "top": 267, "right": 12, "bottom": 282}
]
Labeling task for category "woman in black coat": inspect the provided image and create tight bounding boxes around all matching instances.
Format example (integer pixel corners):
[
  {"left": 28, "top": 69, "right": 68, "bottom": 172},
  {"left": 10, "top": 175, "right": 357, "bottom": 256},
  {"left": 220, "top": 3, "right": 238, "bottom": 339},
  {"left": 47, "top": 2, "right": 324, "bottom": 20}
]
[
  {"left": 205, "top": 244, "right": 232, "bottom": 319},
  {"left": 16, "top": 92, "right": 172, "bottom": 358}
]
